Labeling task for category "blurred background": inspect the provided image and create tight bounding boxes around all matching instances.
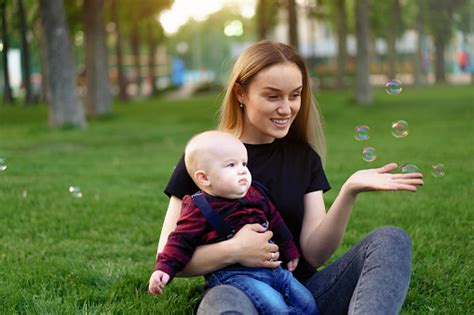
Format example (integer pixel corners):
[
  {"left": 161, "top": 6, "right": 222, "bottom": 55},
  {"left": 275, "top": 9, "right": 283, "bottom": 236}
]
[{"left": 1, "top": 0, "right": 473, "bottom": 128}]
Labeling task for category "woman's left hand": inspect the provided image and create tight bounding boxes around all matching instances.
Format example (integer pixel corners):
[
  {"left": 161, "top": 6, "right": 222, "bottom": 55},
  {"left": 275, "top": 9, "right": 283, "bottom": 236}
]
[{"left": 344, "top": 163, "right": 424, "bottom": 196}]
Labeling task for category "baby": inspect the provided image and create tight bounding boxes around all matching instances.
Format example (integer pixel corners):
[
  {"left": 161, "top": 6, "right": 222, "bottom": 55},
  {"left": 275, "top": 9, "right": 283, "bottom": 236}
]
[{"left": 148, "top": 130, "right": 318, "bottom": 314}]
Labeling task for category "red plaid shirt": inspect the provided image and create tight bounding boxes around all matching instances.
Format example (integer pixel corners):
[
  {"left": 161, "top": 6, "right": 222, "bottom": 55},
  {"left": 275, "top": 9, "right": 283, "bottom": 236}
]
[{"left": 155, "top": 185, "right": 300, "bottom": 280}]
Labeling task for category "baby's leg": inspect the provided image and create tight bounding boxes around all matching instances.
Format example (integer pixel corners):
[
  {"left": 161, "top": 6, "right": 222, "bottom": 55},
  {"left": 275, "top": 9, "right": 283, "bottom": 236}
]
[
  {"left": 278, "top": 268, "right": 319, "bottom": 315},
  {"left": 207, "top": 268, "right": 290, "bottom": 314}
]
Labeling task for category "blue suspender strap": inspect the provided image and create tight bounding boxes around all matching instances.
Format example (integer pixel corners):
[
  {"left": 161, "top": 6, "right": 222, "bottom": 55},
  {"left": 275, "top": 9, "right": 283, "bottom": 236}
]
[{"left": 191, "top": 193, "right": 235, "bottom": 239}]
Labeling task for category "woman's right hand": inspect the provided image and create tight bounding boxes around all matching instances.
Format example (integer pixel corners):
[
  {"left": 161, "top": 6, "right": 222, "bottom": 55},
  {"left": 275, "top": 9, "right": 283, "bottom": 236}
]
[{"left": 229, "top": 223, "right": 281, "bottom": 268}]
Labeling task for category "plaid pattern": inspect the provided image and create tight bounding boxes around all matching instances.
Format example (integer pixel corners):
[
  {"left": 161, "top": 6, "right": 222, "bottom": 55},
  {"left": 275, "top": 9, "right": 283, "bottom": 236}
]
[{"left": 155, "top": 185, "right": 300, "bottom": 280}]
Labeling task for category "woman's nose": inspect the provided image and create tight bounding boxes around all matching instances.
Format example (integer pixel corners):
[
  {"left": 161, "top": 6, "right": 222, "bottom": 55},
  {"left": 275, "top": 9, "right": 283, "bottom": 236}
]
[{"left": 277, "top": 100, "right": 291, "bottom": 115}]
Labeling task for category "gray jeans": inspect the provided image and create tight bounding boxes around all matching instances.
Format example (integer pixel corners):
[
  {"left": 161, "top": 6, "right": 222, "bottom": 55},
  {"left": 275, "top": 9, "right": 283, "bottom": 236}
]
[{"left": 197, "top": 226, "right": 412, "bottom": 315}]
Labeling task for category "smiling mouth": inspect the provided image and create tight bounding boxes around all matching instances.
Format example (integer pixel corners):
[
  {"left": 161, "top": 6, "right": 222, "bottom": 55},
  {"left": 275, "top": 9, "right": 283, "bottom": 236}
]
[{"left": 271, "top": 118, "right": 290, "bottom": 126}]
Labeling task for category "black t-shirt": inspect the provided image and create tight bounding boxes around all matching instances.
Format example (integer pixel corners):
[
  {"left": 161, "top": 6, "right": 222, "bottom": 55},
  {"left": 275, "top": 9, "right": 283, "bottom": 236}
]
[{"left": 164, "top": 137, "right": 331, "bottom": 282}]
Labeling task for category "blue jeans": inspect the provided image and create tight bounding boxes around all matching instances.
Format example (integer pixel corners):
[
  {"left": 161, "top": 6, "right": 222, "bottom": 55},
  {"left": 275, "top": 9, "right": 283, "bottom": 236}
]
[
  {"left": 197, "top": 226, "right": 412, "bottom": 315},
  {"left": 207, "top": 265, "right": 319, "bottom": 315}
]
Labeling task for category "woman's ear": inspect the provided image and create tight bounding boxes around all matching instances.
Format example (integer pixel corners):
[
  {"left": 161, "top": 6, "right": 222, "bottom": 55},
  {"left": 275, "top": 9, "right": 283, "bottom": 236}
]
[
  {"left": 194, "top": 170, "right": 210, "bottom": 187},
  {"left": 234, "top": 83, "right": 245, "bottom": 104}
]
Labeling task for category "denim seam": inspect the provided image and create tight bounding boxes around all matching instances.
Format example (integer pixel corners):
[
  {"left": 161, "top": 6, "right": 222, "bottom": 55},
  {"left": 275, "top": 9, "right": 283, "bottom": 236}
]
[{"left": 349, "top": 242, "right": 371, "bottom": 314}]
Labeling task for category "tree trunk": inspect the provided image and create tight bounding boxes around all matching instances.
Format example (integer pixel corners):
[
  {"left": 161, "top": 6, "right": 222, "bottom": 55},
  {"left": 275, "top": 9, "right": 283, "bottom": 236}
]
[
  {"left": 287, "top": 0, "right": 299, "bottom": 49},
  {"left": 433, "top": 35, "right": 446, "bottom": 83},
  {"left": 257, "top": 0, "right": 268, "bottom": 39},
  {"left": 1, "top": 0, "right": 14, "bottom": 104},
  {"left": 355, "top": 0, "right": 372, "bottom": 104},
  {"left": 335, "top": 0, "right": 347, "bottom": 89},
  {"left": 18, "top": 0, "right": 33, "bottom": 104},
  {"left": 387, "top": 0, "right": 401, "bottom": 80},
  {"left": 130, "top": 25, "right": 142, "bottom": 97},
  {"left": 83, "top": 0, "right": 112, "bottom": 117},
  {"left": 38, "top": 19, "right": 50, "bottom": 102},
  {"left": 39, "top": 0, "right": 86, "bottom": 128},
  {"left": 413, "top": 7, "right": 425, "bottom": 87},
  {"left": 111, "top": 0, "right": 128, "bottom": 101},
  {"left": 147, "top": 29, "right": 158, "bottom": 96}
]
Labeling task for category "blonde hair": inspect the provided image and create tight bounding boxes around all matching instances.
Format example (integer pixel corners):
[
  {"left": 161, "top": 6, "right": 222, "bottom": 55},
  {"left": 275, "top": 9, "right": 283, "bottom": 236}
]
[{"left": 218, "top": 40, "right": 326, "bottom": 164}]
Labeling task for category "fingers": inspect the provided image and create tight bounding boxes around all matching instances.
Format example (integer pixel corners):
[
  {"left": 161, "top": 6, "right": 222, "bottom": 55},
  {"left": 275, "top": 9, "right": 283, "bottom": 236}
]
[
  {"left": 247, "top": 223, "right": 267, "bottom": 232},
  {"left": 377, "top": 163, "right": 398, "bottom": 174}
]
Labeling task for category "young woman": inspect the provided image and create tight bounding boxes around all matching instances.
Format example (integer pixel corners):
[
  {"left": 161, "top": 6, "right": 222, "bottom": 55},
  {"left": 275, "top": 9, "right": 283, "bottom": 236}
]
[{"left": 154, "top": 40, "right": 424, "bottom": 314}]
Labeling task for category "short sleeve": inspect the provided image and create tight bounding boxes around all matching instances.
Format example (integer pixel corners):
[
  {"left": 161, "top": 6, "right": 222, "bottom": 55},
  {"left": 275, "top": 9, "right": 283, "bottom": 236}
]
[
  {"left": 306, "top": 149, "right": 331, "bottom": 194},
  {"left": 164, "top": 154, "right": 199, "bottom": 199}
]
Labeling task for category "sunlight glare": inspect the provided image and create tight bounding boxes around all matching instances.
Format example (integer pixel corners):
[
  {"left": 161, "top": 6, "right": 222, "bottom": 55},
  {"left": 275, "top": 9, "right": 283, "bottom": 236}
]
[{"left": 159, "top": 0, "right": 256, "bottom": 35}]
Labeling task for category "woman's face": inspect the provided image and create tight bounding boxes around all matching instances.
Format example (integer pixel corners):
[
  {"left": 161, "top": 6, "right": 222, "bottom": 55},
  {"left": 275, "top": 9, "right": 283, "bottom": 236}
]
[{"left": 238, "top": 62, "right": 303, "bottom": 144}]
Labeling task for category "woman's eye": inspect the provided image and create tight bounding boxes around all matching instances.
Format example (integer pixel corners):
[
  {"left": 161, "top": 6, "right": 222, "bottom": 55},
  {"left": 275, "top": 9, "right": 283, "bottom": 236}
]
[
  {"left": 290, "top": 93, "right": 301, "bottom": 100},
  {"left": 268, "top": 95, "right": 279, "bottom": 101}
]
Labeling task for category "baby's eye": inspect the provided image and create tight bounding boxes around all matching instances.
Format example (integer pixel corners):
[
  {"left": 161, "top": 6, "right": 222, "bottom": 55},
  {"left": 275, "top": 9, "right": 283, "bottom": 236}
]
[
  {"left": 227, "top": 163, "right": 236, "bottom": 167},
  {"left": 242, "top": 162, "right": 247, "bottom": 167}
]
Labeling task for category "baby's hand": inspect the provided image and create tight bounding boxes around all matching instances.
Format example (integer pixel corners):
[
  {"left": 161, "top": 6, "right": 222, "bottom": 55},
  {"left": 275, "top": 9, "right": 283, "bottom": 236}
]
[
  {"left": 148, "top": 270, "right": 170, "bottom": 295},
  {"left": 287, "top": 257, "right": 299, "bottom": 272}
]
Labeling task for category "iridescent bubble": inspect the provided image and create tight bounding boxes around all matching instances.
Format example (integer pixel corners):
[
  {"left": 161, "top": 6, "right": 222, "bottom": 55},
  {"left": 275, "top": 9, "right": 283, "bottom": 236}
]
[
  {"left": 385, "top": 79, "right": 403, "bottom": 95},
  {"left": 391, "top": 120, "right": 409, "bottom": 138},
  {"left": 0, "top": 157, "right": 7, "bottom": 171},
  {"left": 400, "top": 164, "right": 419, "bottom": 174},
  {"left": 354, "top": 125, "right": 370, "bottom": 141},
  {"left": 69, "top": 186, "right": 83, "bottom": 198},
  {"left": 362, "top": 147, "right": 376, "bottom": 162},
  {"left": 431, "top": 163, "right": 445, "bottom": 177}
]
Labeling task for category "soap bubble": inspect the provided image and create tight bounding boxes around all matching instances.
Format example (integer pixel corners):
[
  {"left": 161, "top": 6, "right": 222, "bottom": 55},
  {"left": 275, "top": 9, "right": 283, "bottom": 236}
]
[
  {"left": 431, "top": 163, "right": 445, "bottom": 177},
  {"left": 400, "top": 164, "right": 419, "bottom": 174},
  {"left": 385, "top": 80, "right": 403, "bottom": 95},
  {"left": 0, "top": 157, "right": 7, "bottom": 171},
  {"left": 22, "top": 190, "right": 28, "bottom": 198},
  {"left": 354, "top": 125, "right": 370, "bottom": 141},
  {"left": 69, "top": 186, "right": 83, "bottom": 198},
  {"left": 362, "top": 147, "right": 376, "bottom": 162},
  {"left": 391, "top": 120, "right": 409, "bottom": 138}
]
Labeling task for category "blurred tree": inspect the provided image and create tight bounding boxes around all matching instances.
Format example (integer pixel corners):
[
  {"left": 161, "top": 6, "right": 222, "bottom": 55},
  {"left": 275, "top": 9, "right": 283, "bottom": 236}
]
[
  {"left": 120, "top": 0, "right": 171, "bottom": 97},
  {"left": 387, "top": 0, "right": 401, "bottom": 79},
  {"left": 110, "top": 0, "right": 128, "bottom": 101},
  {"left": 335, "top": 0, "right": 348, "bottom": 88},
  {"left": 414, "top": 0, "right": 427, "bottom": 87},
  {"left": 256, "top": 0, "right": 280, "bottom": 40},
  {"left": 146, "top": 20, "right": 164, "bottom": 96},
  {"left": 369, "top": 0, "right": 404, "bottom": 79},
  {"left": 287, "top": 0, "right": 299, "bottom": 49},
  {"left": 83, "top": 0, "right": 112, "bottom": 117},
  {"left": 18, "top": 0, "right": 33, "bottom": 104},
  {"left": 1, "top": 0, "right": 14, "bottom": 104},
  {"left": 355, "top": 0, "right": 372, "bottom": 104},
  {"left": 425, "top": 0, "right": 468, "bottom": 83},
  {"left": 39, "top": 0, "right": 86, "bottom": 128}
]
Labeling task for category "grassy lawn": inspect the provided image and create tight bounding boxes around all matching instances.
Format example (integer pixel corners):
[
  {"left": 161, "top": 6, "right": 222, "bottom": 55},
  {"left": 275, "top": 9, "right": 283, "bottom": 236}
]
[{"left": 0, "top": 85, "right": 472, "bottom": 314}]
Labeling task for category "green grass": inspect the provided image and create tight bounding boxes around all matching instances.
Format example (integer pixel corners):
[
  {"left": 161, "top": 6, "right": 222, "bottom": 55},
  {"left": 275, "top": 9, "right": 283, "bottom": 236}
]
[{"left": 0, "top": 86, "right": 472, "bottom": 314}]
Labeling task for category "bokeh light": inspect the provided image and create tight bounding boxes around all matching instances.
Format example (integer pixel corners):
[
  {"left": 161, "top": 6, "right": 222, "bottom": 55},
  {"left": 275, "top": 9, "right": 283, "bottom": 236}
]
[
  {"left": 391, "top": 120, "right": 409, "bottom": 138},
  {"left": 354, "top": 125, "right": 370, "bottom": 141},
  {"left": 362, "top": 147, "right": 376, "bottom": 162}
]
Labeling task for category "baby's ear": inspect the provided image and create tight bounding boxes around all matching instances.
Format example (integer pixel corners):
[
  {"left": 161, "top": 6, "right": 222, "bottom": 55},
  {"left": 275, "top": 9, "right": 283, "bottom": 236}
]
[{"left": 194, "top": 170, "right": 210, "bottom": 187}]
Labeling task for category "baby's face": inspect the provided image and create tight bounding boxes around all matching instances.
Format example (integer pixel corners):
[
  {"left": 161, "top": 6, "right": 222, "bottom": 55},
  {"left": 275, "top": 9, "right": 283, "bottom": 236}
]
[{"left": 205, "top": 142, "right": 251, "bottom": 199}]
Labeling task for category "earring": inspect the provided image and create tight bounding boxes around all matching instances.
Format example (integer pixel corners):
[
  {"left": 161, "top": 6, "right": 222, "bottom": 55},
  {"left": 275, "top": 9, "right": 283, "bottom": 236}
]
[{"left": 239, "top": 103, "right": 244, "bottom": 108}]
